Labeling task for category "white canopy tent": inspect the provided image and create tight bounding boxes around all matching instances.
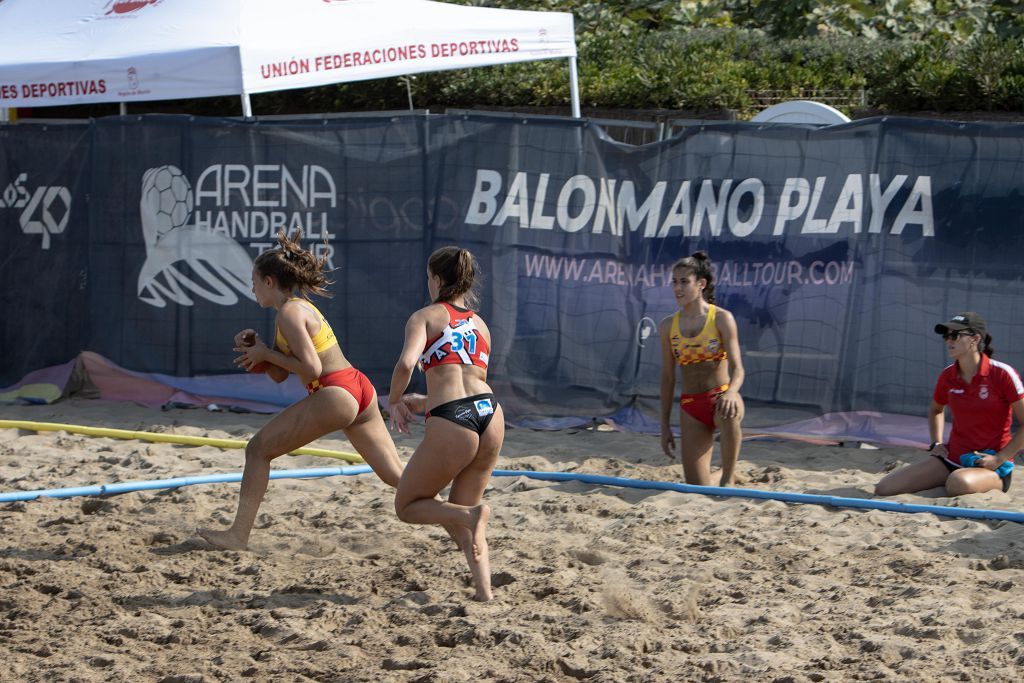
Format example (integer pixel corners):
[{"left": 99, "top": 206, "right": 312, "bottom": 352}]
[{"left": 0, "top": 0, "right": 579, "bottom": 120}]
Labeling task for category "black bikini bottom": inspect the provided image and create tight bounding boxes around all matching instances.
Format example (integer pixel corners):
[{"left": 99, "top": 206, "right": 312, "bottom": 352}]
[{"left": 425, "top": 393, "right": 497, "bottom": 435}]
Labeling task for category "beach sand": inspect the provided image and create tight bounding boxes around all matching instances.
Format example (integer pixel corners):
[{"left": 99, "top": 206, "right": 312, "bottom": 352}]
[{"left": 1, "top": 398, "right": 1023, "bottom": 682}]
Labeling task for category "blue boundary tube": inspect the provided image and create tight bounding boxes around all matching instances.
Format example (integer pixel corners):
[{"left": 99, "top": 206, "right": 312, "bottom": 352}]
[
  {"left": 1, "top": 466, "right": 1021, "bottom": 524},
  {"left": 0, "top": 466, "right": 373, "bottom": 502},
  {"left": 491, "top": 470, "right": 1024, "bottom": 523}
]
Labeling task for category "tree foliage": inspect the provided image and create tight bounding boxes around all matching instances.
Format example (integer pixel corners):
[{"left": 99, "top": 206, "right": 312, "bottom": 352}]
[
  {"left": 243, "top": 1, "right": 1024, "bottom": 117},
  {"left": 494, "top": 0, "right": 1024, "bottom": 41}
]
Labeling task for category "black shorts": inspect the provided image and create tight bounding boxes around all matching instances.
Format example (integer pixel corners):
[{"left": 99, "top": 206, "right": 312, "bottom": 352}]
[
  {"left": 937, "top": 457, "right": 1013, "bottom": 493},
  {"left": 425, "top": 393, "right": 497, "bottom": 435}
]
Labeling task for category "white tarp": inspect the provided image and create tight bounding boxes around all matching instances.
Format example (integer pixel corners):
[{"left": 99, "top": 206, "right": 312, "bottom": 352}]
[{"left": 0, "top": 0, "right": 577, "bottom": 110}]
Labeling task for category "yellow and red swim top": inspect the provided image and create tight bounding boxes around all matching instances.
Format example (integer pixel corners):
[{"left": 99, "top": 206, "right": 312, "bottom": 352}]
[
  {"left": 670, "top": 304, "right": 728, "bottom": 366},
  {"left": 275, "top": 297, "right": 338, "bottom": 356}
]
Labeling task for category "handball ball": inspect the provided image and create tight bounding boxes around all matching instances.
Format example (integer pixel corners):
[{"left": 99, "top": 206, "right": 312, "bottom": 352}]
[
  {"left": 142, "top": 165, "right": 193, "bottom": 241},
  {"left": 241, "top": 332, "right": 270, "bottom": 374}
]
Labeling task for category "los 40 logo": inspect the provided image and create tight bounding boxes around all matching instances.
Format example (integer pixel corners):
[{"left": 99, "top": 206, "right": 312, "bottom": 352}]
[{"left": 1, "top": 173, "right": 72, "bottom": 249}]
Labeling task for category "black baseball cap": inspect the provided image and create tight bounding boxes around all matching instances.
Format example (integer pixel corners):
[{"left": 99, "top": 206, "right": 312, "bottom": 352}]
[{"left": 935, "top": 312, "right": 988, "bottom": 337}]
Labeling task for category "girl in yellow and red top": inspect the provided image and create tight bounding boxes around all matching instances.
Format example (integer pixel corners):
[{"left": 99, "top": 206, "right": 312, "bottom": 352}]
[
  {"left": 388, "top": 246, "right": 504, "bottom": 601},
  {"left": 876, "top": 312, "right": 1024, "bottom": 497},
  {"left": 659, "top": 251, "right": 745, "bottom": 486},
  {"left": 198, "top": 229, "right": 403, "bottom": 551}
]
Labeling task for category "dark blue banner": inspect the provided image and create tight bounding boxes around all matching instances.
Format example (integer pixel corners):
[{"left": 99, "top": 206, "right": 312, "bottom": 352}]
[
  {"left": 1, "top": 121, "right": 90, "bottom": 381},
  {"left": 3, "top": 113, "right": 1023, "bottom": 418}
]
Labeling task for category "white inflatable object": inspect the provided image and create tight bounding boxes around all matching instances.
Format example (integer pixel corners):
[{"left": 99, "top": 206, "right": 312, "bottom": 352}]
[{"left": 751, "top": 100, "right": 850, "bottom": 125}]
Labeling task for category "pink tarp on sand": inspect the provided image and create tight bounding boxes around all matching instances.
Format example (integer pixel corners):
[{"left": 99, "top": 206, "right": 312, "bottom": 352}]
[
  {"left": 1, "top": 352, "right": 302, "bottom": 413},
  {"left": 3, "top": 353, "right": 937, "bottom": 448},
  {"left": 77, "top": 352, "right": 304, "bottom": 412}
]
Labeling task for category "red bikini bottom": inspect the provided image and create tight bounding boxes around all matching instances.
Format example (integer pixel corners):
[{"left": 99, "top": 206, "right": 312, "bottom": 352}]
[
  {"left": 305, "top": 367, "right": 375, "bottom": 413},
  {"left": 679, "top": 384, "right": 729, "bottom": 429}
]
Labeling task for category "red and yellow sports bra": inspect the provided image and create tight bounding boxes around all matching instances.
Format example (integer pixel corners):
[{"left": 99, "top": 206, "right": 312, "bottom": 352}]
[
  {"left": 275, "top": 298, "right": 338, "bottom": 356},
  {"left": 670, "top": 305, "right": 728, "bottom": 366},
  {"left": 420, "top": 302, "right": 490, "bottom": 372}
]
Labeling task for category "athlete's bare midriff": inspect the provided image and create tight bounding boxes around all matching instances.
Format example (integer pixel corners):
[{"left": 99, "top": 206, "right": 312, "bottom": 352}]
[
  {"left": 308, "top": 344, "right": 351, "bottom": 382},
  {"left": 425, "top": 364, "right": 491, "bottom": 409},
  {"left": 678, "top": 357, "right": 730, "bottom": 394}
]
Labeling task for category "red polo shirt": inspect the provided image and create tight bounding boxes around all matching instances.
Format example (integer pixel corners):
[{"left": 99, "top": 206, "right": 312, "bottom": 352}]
[{"left": 933, "top": 354, "right": 1024, "bottom": 464}]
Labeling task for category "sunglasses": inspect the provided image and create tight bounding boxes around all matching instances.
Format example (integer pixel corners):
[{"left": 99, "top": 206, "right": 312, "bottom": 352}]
[{"left": 942, "top": 330, "right": 976, "bottom": 341}]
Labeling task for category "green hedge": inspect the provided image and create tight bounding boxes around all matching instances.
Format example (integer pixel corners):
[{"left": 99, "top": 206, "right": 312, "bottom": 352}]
[{"left": 249, "top": 27, "right": 1024, "bottom": 117}]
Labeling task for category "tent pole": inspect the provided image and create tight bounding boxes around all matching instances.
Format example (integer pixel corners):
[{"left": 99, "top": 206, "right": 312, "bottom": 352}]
[
  {"left": 119, "top": 102, "right": 127, "bottom": 116},
  {"left": 242, "top": 93, "right": 253, "bottom": 118},
  {"left": 568, "top": 56, "right": 581, "bottom": 119},
  {"left": 0, "top": 108, "right": 8, "bottom": 123}
]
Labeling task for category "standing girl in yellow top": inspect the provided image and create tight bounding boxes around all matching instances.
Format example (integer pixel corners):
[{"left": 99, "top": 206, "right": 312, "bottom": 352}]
[
  {"left": 659, "top": 251, "right": 745, "bottom": 486},
  {"left": 198, "top": 229, "right": 403, "bottom": 550}
]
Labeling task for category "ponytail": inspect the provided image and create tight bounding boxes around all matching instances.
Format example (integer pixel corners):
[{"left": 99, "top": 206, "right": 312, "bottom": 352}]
[
  {"left": 982, "top": 333, "right": 995, "bottom": 358},
  {"left": 253, "top": 229, "right": 333, "bottom": 299},
  {"left": 428, "top": 246, "right": 479, "bottom": 309}
]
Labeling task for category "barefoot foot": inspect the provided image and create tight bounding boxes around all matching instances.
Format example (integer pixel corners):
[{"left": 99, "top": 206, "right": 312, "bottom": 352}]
[
  {"left": 718, "top": 470, "right": 741, "bottom": 487},
  {"left": 197, "top": 528, "right": 248, "bottom": 551},
  {"left": 468, "top": 504, "right": 491, "bottom": 561},
  {"left": 464, "top": 504, "right": 492, "bottom": 601}
]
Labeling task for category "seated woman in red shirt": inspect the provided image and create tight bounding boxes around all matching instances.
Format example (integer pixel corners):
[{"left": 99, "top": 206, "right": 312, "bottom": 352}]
[{"left": 876, "top": 312, "right": 1024, "bottom": 497}]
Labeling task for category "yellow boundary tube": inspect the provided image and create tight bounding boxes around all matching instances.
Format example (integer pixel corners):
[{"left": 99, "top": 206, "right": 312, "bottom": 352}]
[{"left": 0, "top": 420, "right": 364, "bottom": 464}]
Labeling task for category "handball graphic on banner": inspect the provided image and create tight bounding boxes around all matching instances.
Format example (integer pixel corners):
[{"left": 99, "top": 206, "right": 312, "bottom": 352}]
[
  {"left": 0, "top": 172, "right": 72, "bottom": 249},
  {"left": 136, "top": 164, "right": 337, "bottom": 308}
]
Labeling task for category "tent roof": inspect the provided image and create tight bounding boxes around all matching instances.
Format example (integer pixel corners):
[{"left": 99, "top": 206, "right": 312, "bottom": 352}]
[{"left": 0, "top": 0, "right": 576, "bottom": 108}]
